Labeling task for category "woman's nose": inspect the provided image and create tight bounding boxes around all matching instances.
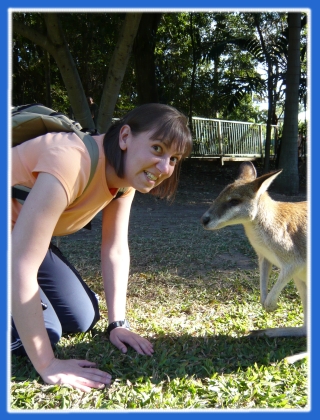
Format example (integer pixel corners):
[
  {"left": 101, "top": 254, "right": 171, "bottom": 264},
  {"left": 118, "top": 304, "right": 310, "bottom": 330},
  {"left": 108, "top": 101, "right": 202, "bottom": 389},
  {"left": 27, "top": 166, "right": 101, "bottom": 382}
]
[{"left": 156, "top": 157, "right": 171, "bottom": 175}]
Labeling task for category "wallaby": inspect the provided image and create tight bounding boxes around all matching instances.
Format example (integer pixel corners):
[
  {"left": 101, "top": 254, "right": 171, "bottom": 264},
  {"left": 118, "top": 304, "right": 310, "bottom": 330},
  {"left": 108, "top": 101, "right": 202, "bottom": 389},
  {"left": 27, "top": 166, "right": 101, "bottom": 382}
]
[{"left": 201, "top": 162, "right": 308, "bottom": 363}]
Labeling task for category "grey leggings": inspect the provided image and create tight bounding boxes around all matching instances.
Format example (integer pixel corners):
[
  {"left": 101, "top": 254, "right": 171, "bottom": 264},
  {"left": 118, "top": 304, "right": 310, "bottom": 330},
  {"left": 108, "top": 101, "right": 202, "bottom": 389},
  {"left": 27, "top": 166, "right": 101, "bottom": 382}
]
[{"left": 11, "top": 243, "right": 100, "bottom": 356}]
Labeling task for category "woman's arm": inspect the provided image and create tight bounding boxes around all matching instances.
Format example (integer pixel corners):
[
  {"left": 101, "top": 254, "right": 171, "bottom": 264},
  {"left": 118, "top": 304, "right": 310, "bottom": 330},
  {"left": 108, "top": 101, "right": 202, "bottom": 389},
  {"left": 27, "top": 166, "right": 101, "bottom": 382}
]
[
  {"left": 11, "top": 172, "right": 111, "bottom": 392},
  {"left": 101, "top": 193, "right": 154, "bottom": 356}
]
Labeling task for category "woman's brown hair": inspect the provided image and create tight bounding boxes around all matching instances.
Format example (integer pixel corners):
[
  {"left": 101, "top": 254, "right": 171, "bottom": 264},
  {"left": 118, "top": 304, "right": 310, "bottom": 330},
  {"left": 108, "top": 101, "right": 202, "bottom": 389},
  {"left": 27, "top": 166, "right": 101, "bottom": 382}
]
[{"left": 103, "top": 103, "right": 193, "bottom": 200}]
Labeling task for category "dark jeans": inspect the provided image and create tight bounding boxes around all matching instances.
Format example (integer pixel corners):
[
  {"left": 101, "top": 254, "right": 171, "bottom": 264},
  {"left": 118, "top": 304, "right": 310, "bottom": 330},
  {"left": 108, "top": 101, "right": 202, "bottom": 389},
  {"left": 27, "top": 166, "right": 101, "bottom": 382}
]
[{"left": 11, "top": 243, "right": 100, "bottom": 356}]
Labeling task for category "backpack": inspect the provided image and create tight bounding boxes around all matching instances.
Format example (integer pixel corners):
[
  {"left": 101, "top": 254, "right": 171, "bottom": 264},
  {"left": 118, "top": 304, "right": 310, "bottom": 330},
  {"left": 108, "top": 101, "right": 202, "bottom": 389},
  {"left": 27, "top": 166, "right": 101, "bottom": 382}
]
[
  {"left": 11, "top": 103, "right": 99, "bottom": 204},
  {"left": 11, "top": 103, "right": 127, "bottom": 231}
]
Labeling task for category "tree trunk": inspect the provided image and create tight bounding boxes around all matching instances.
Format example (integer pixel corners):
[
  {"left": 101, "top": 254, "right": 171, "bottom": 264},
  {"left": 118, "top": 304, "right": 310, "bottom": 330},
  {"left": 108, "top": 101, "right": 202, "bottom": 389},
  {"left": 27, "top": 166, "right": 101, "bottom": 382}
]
[
  {"left": 133, "top": 13, "right": 162, "bottom": 105},
  {"left": 13, "top": 13, "right": 142, "bottom": 134},
  {"left": 188, "top": 13, "right": 197, "bottom": 126},
  {"left": 13, "top": 13, "right": 94, "bottom": 130},
  {"left": 263, "top": 71, "right": 273, "bottom": 172},
  {"left": 212, "top": 55, "right": 220, "bottom": 118},
  {"left": 43, "top": 14, "right": 94, "bottom": 129},
  {"left": 276, "top": 13, "right": 301, "bottom": 194},
  {"left": 44, "top": 51, "right": 52, "bottom": 108},
  {"left": 97, "top": 13, "right": 142, "bottom": 134}
]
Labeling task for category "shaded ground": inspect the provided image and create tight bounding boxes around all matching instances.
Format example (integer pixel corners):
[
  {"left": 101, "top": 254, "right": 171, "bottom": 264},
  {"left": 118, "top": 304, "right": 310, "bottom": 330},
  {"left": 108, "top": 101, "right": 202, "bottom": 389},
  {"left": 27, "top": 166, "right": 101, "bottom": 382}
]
[
  {"left": 69, "top": 159, "right": 307, "bottom": 277},
  {"left": 130, "top": 159, "right": 307, "bottom": 274}
]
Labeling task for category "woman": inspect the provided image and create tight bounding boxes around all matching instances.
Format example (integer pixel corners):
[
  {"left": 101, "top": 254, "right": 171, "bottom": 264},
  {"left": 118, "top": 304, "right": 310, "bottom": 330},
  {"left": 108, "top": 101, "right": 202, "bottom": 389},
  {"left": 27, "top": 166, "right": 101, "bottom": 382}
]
[{"left": 11, "top": 103, "right": 193, "bottom": 392}]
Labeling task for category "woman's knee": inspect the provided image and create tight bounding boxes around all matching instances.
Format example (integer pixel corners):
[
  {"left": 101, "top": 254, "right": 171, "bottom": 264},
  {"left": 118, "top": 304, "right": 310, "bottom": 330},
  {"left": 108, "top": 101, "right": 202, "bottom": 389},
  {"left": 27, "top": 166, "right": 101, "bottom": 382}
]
[
  {"left": 67, "top": 294, "right": 100, "bottom": 332},
  {"left": 38, "top": 244, "right": 100, "bottom": 333}
]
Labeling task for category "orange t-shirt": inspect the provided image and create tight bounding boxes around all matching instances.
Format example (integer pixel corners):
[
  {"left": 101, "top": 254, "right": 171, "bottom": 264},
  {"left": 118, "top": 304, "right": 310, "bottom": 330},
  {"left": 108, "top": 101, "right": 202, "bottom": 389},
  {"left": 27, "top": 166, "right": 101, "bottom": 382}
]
[{"left": 11, "top": 132, "right": 134, "bottom": 236}]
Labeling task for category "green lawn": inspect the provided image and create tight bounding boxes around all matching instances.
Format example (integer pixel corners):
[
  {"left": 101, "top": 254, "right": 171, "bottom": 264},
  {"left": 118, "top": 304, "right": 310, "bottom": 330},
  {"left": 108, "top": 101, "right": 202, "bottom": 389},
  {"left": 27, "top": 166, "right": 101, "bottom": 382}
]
[
  {"left": 10, "top": 160, "right": 309, "bottom": 411},
  {"left": 10, "top": 217, "right": 309, "bottom": 410}
]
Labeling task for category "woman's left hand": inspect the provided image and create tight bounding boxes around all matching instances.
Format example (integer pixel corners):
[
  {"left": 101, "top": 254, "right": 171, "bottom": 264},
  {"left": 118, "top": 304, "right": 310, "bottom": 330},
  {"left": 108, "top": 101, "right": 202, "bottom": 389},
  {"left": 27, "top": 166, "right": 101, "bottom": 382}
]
[{"left": 109, "top": 328, "right": 154, "bottom": 355}]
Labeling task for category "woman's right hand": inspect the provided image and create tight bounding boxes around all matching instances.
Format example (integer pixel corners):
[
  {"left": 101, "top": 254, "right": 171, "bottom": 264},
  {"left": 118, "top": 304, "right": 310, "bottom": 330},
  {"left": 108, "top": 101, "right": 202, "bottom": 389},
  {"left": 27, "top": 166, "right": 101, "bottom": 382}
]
[{"left": 38, "top": 358, "right": 112, "bottom": 393}]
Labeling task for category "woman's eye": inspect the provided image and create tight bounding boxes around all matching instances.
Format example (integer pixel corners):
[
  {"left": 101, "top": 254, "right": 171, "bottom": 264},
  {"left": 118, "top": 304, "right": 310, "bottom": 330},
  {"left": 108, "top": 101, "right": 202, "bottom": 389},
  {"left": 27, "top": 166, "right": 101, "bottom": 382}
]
[
  {"left": 170, "top": 156, "right": 179, "bottom": 164},
  {"left": 153, "top": 145, "right": 162, "bottom": 153}
]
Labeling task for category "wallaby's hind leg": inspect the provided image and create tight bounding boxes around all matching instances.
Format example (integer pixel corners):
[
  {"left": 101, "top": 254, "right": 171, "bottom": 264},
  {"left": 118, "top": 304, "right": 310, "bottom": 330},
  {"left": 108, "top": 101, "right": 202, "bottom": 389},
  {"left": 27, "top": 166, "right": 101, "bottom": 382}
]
[
  {"left": 249, "top": 323, "right": 306, "bottom": 338},
  {"left": 251, "top": 275, "right": 308, "bottom": 363},
  {"left": 285, "top": 352, "right": 308, "bottom": 364},
  {"left": 249, "top": 273, "right": 307, "bottom": 338},
  {"left": 293, "top": 276, "right": 307, "bottom": 332}
]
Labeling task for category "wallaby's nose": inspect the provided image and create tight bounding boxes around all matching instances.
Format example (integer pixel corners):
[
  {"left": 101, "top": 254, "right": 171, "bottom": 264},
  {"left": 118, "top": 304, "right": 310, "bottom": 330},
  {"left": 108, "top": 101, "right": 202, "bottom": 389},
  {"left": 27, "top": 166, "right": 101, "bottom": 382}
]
[{"left": 201, "top": 214, "right": 211, "bottom": 226}]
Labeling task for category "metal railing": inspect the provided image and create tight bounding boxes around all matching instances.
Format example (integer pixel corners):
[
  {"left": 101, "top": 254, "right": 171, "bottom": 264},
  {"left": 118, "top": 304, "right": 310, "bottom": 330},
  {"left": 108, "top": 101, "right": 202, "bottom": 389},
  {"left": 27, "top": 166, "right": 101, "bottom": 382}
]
[{"left": 191, "top": 117, "right": 278, "bottom": 159}]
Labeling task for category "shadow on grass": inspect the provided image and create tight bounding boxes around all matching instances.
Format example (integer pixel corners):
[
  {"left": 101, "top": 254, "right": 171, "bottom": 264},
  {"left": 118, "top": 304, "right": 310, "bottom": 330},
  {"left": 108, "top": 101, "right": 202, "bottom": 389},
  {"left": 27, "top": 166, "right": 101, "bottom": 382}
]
[
  {"left": 11, "top": 331, "right": 307, "bottom": 385},
  {"left": 102, "top": 333, "right": 307, "bottom": 383}
]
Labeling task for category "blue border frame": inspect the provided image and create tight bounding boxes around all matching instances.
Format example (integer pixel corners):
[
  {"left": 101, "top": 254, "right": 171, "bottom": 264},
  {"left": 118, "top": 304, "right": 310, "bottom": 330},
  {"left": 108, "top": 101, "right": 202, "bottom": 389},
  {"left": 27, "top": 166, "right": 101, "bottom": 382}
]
[{"left": 2, "top": 1, "right": 318, "bottom": 417}]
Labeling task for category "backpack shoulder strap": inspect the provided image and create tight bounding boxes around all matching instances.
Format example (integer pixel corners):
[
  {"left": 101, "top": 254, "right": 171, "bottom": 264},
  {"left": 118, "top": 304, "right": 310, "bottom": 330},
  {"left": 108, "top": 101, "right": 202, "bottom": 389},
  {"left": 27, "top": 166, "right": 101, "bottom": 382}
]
[
  {"left": 70, "top": 128, "right": 99, "bottom": 189},
  {"left": 12, "top": 104, "right": 99, "bottom": 198}
]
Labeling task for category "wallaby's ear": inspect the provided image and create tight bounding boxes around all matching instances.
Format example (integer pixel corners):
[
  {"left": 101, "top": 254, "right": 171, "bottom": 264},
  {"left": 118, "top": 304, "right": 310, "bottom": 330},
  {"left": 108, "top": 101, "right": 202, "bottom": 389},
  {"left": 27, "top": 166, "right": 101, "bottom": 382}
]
[
  {"left": 237, "top": 161, "right": 257, "bottom": 181},
  {"left": 253, "top": 169, "right": 283, "bottom": 196}
]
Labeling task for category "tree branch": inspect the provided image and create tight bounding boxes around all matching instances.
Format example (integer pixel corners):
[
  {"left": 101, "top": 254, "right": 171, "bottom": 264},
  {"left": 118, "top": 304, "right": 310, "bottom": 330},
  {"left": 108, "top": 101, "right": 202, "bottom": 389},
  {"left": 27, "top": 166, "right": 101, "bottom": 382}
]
[
  {"left": 12, "top": 19, "right": 54, "bottom": 55},
  {"left": 98, "top": 13, "right": 142, "bottom": 133}
]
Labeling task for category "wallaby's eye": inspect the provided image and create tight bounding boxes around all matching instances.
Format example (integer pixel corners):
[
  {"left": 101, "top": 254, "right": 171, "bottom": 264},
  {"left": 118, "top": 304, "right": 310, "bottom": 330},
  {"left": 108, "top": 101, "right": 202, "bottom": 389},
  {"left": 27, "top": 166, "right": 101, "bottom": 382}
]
[{"left": 228, "top": 199, "right": 241, "bottom": 207}]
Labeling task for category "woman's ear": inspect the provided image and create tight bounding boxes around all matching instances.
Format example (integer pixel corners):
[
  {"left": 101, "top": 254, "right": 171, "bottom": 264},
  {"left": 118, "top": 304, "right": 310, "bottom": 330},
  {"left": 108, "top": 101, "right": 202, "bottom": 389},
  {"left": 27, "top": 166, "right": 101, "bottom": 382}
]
[{"left": 119, "top": 125, "right": 131, "bottom": 151}]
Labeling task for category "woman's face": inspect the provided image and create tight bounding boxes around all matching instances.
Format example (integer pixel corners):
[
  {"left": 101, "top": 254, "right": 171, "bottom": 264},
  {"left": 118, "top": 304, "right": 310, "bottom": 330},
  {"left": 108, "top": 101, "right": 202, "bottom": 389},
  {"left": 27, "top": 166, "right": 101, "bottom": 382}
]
[{"left": 119, "top": 125, "right": 183, "bottom": 193}]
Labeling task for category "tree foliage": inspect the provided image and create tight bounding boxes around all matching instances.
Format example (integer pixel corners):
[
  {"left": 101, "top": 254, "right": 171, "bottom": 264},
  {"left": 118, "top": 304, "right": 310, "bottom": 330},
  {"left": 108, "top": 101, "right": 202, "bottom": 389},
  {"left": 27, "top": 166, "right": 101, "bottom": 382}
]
[
  {"left": 12, "top": 11, "right": 307, "bottom": 120},
  {"left": 11, "top": 11, "right": 308, "bottom": 193}
]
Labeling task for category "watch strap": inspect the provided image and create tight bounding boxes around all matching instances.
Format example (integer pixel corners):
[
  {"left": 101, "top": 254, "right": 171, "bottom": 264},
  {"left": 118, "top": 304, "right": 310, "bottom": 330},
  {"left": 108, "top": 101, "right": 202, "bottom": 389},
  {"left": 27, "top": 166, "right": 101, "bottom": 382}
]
[{"left": 106, "top": 319, "right": 130, "bottom": 336}]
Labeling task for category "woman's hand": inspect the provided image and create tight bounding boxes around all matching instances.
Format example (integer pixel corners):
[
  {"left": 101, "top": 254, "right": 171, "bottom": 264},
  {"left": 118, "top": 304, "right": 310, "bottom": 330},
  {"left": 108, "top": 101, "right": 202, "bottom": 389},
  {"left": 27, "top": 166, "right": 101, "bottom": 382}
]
[
  {"left": 39, "top": 358, "right": 112, "bottom": 393},
  {"left": 109, "top": 328, "right": 154, "bottom": 356}
]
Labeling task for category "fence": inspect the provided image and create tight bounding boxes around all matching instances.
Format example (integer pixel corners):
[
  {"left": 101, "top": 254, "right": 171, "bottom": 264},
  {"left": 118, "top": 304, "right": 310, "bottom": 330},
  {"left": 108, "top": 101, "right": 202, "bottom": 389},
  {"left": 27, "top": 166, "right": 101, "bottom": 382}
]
[{"left": 191, "top": 117, "right": 278, "bottom": 164}]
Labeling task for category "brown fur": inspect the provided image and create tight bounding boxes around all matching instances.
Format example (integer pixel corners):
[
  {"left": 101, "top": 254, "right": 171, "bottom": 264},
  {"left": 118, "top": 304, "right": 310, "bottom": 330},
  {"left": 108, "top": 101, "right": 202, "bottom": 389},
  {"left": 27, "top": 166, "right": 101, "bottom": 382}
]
[{"left": 201, "top": 162, "right": 308, "bottom": 363}]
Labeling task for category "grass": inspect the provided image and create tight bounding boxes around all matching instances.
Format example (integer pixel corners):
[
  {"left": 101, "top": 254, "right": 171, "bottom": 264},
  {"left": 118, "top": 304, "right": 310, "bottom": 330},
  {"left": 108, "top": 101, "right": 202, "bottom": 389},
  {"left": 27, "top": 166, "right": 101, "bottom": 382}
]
[{"left": 10, "top": 162, "right": 309, "bottom": 411}]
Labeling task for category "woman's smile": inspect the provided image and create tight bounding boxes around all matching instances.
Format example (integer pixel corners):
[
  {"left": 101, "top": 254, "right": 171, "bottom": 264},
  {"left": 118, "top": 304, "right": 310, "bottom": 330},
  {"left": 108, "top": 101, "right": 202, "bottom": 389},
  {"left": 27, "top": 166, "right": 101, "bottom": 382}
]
[{"left": 144, "top": 170, "right": 159, "bottom": 182}]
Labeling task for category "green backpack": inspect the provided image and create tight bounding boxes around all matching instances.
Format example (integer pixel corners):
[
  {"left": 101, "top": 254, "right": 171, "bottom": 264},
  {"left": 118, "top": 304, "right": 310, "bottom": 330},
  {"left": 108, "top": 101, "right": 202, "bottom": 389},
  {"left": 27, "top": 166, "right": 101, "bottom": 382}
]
[
  {"left": 11, "top": 104, "right": 128, "bottom": 234},
  {"left": 11, "top": 103, "right": 99, "bottom": 204}
]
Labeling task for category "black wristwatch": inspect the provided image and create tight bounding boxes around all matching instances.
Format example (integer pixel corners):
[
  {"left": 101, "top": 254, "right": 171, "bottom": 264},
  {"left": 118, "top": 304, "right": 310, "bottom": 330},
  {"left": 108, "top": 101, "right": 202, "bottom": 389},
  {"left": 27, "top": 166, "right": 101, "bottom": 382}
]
[{"left": 106, "top": 319, "right": 130, "bottom": 337}]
